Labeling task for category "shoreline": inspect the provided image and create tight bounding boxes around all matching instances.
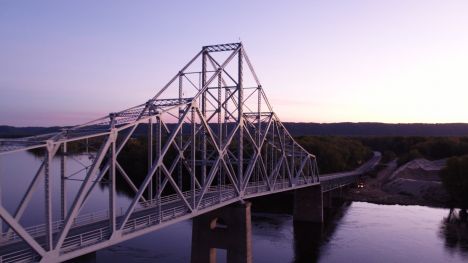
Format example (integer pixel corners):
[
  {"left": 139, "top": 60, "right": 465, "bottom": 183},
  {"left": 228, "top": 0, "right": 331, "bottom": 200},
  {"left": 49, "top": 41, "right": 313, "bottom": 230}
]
[
  {"left": 343, "top": 190, "right": 450, "bottom": 209},
  {"left": 343, "top": 158, "right": 453, "bottom": 209}
]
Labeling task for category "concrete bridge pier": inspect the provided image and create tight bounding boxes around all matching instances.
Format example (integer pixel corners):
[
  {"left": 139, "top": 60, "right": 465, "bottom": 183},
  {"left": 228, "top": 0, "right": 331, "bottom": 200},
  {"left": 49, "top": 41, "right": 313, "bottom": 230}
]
[
  {"left": 323, "top": 187, "right": 344, "bottom": 208},
  {"left": 293, "top": 185, "right": 323, "bottom": 223},
  {"left": 322, "top": 191, "right": 333, "bottom": 209},
  {"left": 322, "top": 187, "right": 345, "bottom": 220},
  {"left": 191, "top": 201, "right": 252, "bottom": 263}
]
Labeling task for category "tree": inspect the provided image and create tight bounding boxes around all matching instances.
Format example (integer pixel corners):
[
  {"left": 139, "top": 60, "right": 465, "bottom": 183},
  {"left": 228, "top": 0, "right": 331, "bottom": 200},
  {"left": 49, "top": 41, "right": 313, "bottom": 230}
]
[{"left": 440, "top": 155, "right": 468, "bottom": 209}]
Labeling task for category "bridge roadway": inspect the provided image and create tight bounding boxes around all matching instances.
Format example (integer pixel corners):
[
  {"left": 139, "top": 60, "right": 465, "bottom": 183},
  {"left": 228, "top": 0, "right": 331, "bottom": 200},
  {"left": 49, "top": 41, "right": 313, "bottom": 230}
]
[
  {"left": 320, "top": 151, "right": 381, "bottom": 191},
  {"left": 0, "top": 152, "right": 380, "bottom": 263}
]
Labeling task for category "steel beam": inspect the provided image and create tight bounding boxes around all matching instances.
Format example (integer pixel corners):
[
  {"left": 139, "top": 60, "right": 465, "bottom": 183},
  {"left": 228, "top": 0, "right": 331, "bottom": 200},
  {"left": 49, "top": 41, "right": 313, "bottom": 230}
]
[
  {"left": 0, "top": 43, "right": 325, "bottom": 263},
  {"left": 0, "top": 205, "right": 46, "bottom": 257},
  {"left": 55, "top": 136, "right": 113, "bottom": 250},
  {"left": 201, "top": 50, "right": 207, "bottom": 186},
  {"left": 148, "top": 117, "right": 153, "bottom": 200},
  {"left": 191, "top": 106, "right": 196, "bottom": 210},
  {"left": 109, "top": 130, "right": 117, "bottom": 234},
  {"left": 60, "top": 142, "right": 67, "bottom": 221},
  {"left": 44, "top": 141, "right": 53, "bottom": 251},
  {"left": 237, "top": 47, "right": 244, "bottom": 193}
]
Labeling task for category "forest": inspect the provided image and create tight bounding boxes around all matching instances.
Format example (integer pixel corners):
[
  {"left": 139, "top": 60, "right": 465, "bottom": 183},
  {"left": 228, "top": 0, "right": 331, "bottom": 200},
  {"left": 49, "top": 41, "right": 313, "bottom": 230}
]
[{"left": 24, "top": 132, "right": 468, "bottom": 207}]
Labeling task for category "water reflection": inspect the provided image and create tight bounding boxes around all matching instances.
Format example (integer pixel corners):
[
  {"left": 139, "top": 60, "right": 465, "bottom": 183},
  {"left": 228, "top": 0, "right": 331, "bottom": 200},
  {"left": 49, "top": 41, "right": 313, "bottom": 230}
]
[
  {"left": 440, "top": 209, "right": 468, "bottom": 255},
  {"left": 293, "top": 222, "right": 323, "bottom": 262},
  {"left": 293, "top": 202, "right": 351, "bottom": 263},
  {"left": 2, "top": 152, "right": 468, "bottom": 262}
]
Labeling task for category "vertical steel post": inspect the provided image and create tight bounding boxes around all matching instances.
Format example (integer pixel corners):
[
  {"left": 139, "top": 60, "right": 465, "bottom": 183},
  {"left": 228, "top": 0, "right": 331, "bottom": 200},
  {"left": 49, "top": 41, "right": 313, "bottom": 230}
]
[
  {"left": 60, "top": 142, "right": 67, "bottom": 221},
  {"left": 0, "top": 155, "right": 2, "bottom": 232},
  {"left": 218, "top": 72, "right": 223, "bottom": 199},
  {"left": 148, "top": 117, "right": 153, "bottom": 201},
  {"left": 156, "top": 117, "right": 162, "bottom": 219},
  {"left": 292, "top": 143, "right": 295, "bottom": 183},
  {"left": 257, "top": 86, "right": 262, "bottom": 187},
  {"left": 45, "top": 141, "right": 53, "bottom": 251},
  {"left": 224, "top": 88, "right": 229, "bottom": 188},
  {"left": 258, "top": 87, "right": 262, "bottom": 145},
  {"left": 271, "top": 122, "right": 275, "bottom": 176},
  {"left": 201, "top": 51, "right": 207, "bottom": 185},
  {"left": 156, "top": 118, "right": 162, "bottom": 197},
  {"left": 265, "top": 135, "right": 269, "bottom": 179},
  {"left": 283, "top": 129, "right": 286, "bottom": 181},
  {"left": 179, "top": 73, "right": 184, "bottom": 190},
  {"left": 191, "top": 106, "right": 196, "bottom": 210},
  {"left": 224, "top": 88, "right": 229, "bottom": 142},
  {"left": 86, "top": 138, "right": 89, "bottom": 155},
  {"left": 109, "top": 131, "right": 116, "bottom": 233},
  {"left": 238, "top": 46, "right": 244, "bottom": 192}
]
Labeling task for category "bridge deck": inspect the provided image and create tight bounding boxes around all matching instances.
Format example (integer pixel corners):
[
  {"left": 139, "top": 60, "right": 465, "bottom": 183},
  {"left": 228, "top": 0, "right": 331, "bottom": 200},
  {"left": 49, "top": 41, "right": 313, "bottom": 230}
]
[
  {"left": 0, "top": 179, "right": 316, "bottom": 262},
  {"left": 0, "top": 42, "right": 382, "bottom": 263},
  {"left": 0, "top": 152, "right": 380, "bottom": 263}
]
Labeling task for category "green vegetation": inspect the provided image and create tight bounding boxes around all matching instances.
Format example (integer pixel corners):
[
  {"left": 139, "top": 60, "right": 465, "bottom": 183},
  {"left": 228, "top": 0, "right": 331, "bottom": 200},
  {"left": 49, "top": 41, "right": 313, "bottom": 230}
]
[
  {"left": 28, "top": 133, "right": 468, "bottom": 205},
  {"left": 359, "top": 137, "right": 468, "bottom": 208},
  {"left": 358, "top": 137, "right": 468, "bottom": 165},
  {"left": 117, "top": 138, "right": 149, "bottom": 181},
  {"left": 15, "top": 126, "right": 468, "bottom": 208},
  {"left": 294, "top": 136, "right": 372, "bottom": 174},
  {"left": 115, "top": 136, "right": 373, "bottom": 183},
  {"left": 440, "top": 155, "right": 468, "bottom": 208},
  {"left": 116, "top": 136, "right": 175, "bottom": 172},
  {"left": 28, "top": 136, "right": 106, "bottom": 156}
]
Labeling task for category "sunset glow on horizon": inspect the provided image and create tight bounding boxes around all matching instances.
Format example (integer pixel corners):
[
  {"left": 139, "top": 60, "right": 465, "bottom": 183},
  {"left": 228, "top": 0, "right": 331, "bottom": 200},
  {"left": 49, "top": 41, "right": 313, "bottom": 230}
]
[{"left": 1, "top": 1, "right": 468, "bottom": 126}]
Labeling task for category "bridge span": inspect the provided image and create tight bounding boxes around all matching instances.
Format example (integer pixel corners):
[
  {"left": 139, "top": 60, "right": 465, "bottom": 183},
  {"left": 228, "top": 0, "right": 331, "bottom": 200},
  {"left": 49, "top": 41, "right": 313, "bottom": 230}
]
[{"left": 0, "top": 43, "right": 380, "bottom": 263}]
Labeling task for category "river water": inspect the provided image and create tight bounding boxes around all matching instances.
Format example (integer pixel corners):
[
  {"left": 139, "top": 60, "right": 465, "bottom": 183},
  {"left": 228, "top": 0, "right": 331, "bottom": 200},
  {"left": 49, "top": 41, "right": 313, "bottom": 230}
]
[
  {"left": 87, "top": 202, "right": 468, "bottom": 263},
  {"left": 1, "top": 152, "right": 467, "bottom": 262}
]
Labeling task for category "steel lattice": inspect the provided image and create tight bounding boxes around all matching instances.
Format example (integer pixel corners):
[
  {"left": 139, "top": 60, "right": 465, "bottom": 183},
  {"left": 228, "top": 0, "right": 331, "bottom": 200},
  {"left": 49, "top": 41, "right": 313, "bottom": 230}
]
[{"left": 0, "top": 43, "right": 322, "bottom": 263}]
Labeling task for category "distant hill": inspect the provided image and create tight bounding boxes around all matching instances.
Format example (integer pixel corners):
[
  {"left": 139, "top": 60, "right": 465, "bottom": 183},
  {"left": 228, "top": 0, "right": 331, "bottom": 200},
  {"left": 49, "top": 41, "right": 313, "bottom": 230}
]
[
  {"left": 1, "top": 122, "right": 468, "bottom": 138},
  {"left": 283, "top": 122, "right": 468, "bottom": 136},
  {"left": 0, "top": 125, "right": 63, "bottom": 138}
]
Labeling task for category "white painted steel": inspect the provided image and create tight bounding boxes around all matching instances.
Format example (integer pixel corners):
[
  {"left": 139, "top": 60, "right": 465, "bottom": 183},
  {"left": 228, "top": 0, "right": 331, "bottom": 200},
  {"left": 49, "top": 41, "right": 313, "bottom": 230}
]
[{"left": 0, "top": 43, "right": 376, "bottom": 263}]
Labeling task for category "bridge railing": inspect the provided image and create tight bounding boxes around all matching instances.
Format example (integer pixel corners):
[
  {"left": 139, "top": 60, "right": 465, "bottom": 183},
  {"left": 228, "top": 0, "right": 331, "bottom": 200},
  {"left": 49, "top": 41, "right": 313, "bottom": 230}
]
[
  {"left": 0, "top": 248, "right": 39, "bottom": 263},
  {"left": 0, "top": 174, "right": 322, "bottom": 261},
  {"left": 62, "top": 227, "right": 111, "bottom": 254},
  {"left": 0, "top": 42, "right": 322, "bottom": 263}
]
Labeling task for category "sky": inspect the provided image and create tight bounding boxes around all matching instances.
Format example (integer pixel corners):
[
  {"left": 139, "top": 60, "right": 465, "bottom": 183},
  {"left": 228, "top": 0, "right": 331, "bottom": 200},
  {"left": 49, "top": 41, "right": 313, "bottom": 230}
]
[{"left": 1, "top": 0, "right": 468, "bottom": 126}]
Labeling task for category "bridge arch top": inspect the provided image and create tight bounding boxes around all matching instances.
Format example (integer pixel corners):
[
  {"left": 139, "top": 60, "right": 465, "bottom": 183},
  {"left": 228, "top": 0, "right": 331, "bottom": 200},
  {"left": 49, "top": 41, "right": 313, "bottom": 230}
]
[
  {"left": 0, "top": 43, "right": 316, "bottom": 163},
  {"left": 0, "top": 43, "right": 323, "bottom": 263}
]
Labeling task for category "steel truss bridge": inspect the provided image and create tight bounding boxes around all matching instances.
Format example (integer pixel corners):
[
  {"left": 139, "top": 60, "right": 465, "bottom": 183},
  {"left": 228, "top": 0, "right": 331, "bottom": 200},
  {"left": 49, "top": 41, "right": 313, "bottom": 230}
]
[{"left": 0, "top": 43, "right": 379, "bottom": 263}]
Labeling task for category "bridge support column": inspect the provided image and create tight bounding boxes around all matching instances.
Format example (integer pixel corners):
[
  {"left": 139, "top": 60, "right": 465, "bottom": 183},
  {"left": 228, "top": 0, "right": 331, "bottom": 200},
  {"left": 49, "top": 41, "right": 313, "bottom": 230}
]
[
  {"left": 191, "top": 201, "right": 252, "bottom": 263},
  {"left": 322, "top": 191, "right": 333, "bottom": 209},
  {"left": 293, "top": 185, "right": 323, "bottom": 223}
]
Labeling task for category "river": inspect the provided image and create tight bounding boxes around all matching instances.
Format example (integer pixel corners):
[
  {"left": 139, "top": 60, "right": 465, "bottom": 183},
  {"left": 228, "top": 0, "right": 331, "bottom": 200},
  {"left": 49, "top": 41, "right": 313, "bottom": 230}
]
[{"left": 1, "top": 152, "right": 467, "bottom": 262}]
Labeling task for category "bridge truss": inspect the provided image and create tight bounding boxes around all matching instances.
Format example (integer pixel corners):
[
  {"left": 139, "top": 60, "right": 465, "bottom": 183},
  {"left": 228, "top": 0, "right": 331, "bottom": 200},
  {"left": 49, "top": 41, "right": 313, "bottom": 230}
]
[{"left": 0, "top": 43, "right": 319, "bottom": 262}]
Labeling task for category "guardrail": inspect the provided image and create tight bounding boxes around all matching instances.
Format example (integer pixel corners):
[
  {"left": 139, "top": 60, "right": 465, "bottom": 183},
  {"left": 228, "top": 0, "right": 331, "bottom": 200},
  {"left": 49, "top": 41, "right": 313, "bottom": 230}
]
[
  {"left": 0, "top": 189, "right": 204, "bottom": 245},
  {"left": 0, "top": 248, "right": 39, "bottom": 263},
  {"left": 1, "top": 178, "right": 318, "bottom": 261},
  {"left": 62, "top": 227, "right": 111, "bottom": 253},
  {"left": 1, "top": 182, "right": 273, "bottom": 247}
]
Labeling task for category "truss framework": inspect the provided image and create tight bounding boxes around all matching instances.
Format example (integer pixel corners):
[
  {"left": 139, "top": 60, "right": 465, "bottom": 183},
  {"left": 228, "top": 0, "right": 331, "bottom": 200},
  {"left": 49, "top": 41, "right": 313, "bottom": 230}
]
[{"left": 0, "top": 43, "right": 319, "bottom": 263}]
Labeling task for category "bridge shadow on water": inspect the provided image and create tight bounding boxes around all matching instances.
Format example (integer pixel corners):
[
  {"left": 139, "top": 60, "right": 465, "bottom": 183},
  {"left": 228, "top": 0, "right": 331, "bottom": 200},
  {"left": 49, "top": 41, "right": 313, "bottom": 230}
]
[
  {"left": 65, "top": 190, "right": 352, "bottom": 263},
  {"left": 249, "top": 191, "right": 352, "bottom": 263},
  {"left": 292, "top": 205, "right": 351, "bottom": 263}
]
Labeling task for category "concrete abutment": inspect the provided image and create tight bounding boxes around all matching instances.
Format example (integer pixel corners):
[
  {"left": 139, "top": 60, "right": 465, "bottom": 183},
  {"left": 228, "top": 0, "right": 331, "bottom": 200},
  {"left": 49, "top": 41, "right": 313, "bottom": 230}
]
[
  {"left": 191, "top": 201, "right": 252, "bottom": 263},
  {"left": 293, "top": 185, "right": 323, "bottom": 223}
]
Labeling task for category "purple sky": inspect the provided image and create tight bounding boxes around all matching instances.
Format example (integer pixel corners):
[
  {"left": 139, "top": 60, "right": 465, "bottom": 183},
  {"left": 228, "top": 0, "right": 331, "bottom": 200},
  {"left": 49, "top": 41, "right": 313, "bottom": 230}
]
[{"left": 1, "top": 1, "right": 468, "bottom": 126}]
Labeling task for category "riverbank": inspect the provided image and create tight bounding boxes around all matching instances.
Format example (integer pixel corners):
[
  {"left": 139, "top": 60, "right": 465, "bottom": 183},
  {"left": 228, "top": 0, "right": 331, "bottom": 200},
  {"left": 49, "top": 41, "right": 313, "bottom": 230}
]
[{"left": 344, "top": 158, "right": 451, "bottom": 208}]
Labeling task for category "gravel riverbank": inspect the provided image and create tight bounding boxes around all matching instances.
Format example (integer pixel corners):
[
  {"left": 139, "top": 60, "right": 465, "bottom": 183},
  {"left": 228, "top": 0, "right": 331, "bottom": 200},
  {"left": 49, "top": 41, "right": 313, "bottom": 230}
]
[{"left": 344, "top": 158, "right": 450, "bottom": 208}]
